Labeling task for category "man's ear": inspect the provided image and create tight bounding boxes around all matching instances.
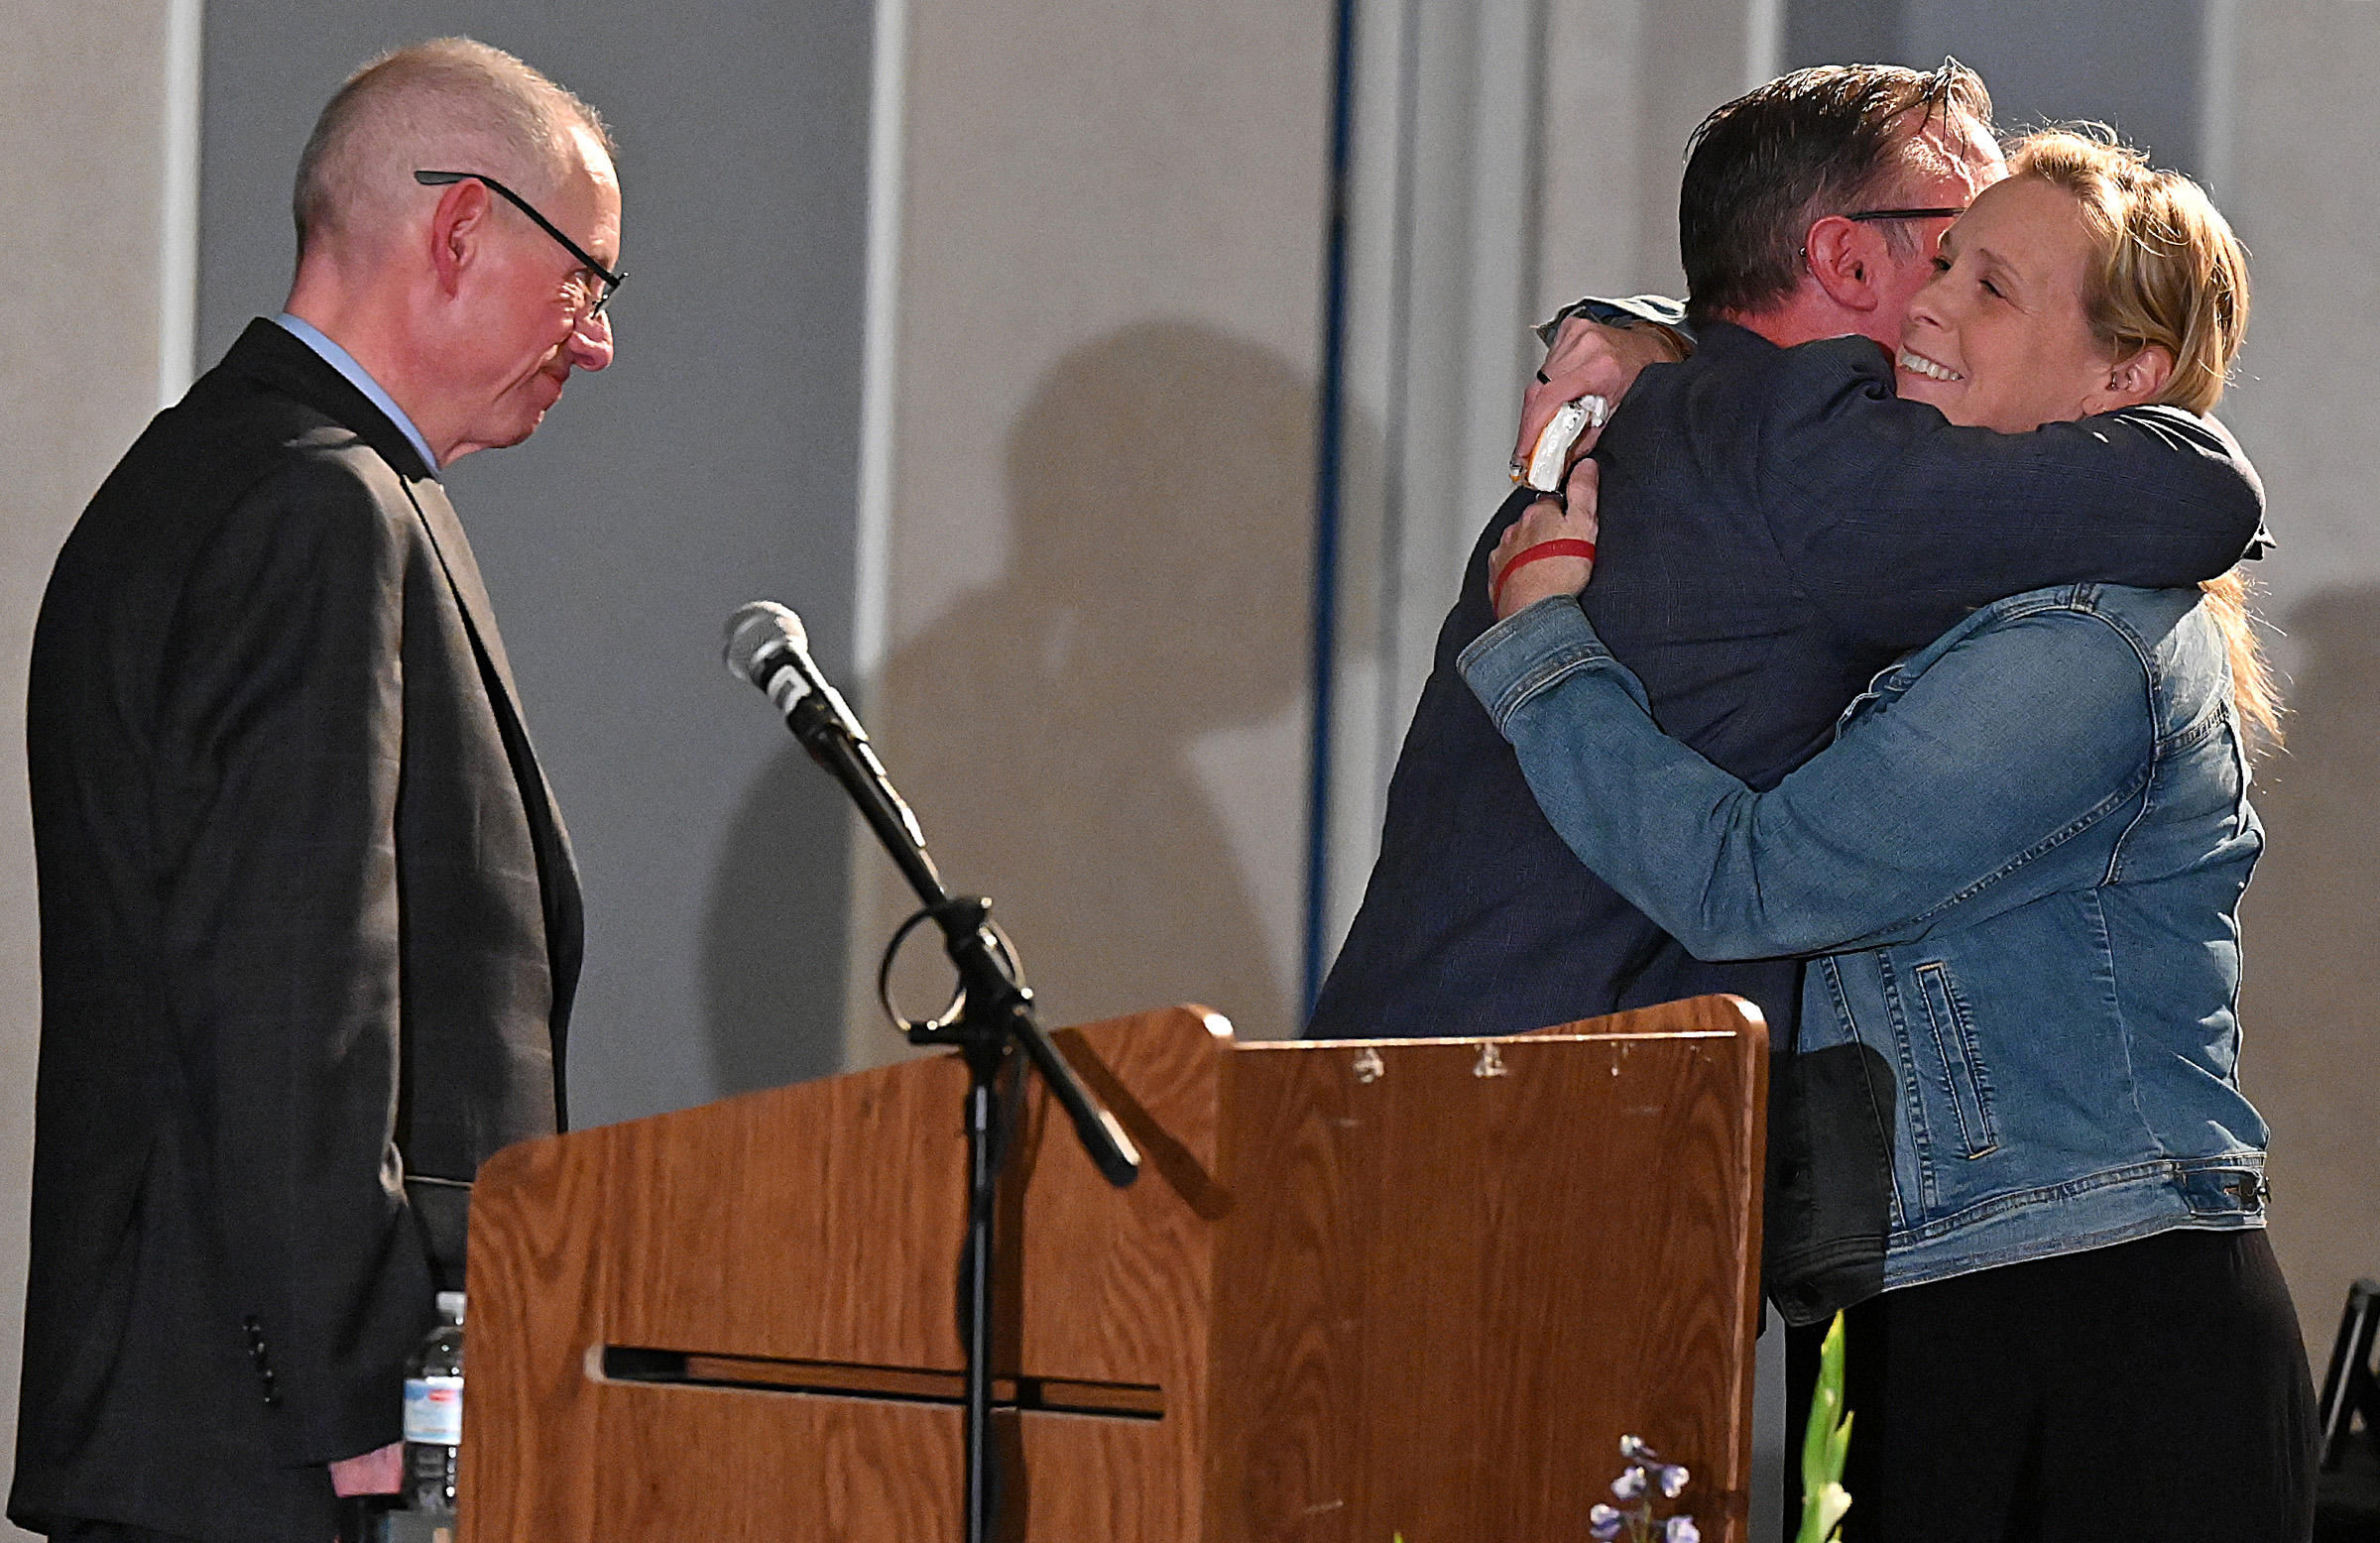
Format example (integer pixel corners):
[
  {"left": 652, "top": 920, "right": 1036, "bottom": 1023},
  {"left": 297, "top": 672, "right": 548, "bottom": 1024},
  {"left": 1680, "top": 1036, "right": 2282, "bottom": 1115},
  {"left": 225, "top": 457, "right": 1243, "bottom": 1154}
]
[
  {"left": 426, "top": 178, "right": 492, "bottom": 298},
  {"left": 1802, "top": 215, "right": 1888, "bottom": 313},
  {"left": 2086, "top": 343, "right": 2177, "bottom": 413}
]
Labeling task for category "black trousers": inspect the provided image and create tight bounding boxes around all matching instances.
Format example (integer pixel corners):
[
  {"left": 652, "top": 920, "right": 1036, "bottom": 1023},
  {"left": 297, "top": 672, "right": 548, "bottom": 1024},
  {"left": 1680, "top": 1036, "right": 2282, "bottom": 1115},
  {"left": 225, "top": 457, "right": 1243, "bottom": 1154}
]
[{"left": 1783, "top": 1227, "right": 2318, "bottom": 1542}]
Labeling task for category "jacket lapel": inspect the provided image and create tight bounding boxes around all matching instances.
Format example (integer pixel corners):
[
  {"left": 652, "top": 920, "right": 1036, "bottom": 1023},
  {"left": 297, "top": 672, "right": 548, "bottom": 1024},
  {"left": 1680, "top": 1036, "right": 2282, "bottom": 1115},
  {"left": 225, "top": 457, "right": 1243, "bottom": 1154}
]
[
  {"left": 404, "top": 475, "right": 527, "bottom": 720},
  {"left": 402, "top": 473, "right": 585, "bottom": 1127}
]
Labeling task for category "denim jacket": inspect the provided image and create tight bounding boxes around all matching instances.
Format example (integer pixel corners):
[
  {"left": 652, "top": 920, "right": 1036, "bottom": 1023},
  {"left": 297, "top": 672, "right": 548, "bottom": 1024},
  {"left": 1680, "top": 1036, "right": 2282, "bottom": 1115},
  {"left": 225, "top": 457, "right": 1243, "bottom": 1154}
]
[{"left": 1460, "top": 582, "right": 2270, "bottom": 1291}]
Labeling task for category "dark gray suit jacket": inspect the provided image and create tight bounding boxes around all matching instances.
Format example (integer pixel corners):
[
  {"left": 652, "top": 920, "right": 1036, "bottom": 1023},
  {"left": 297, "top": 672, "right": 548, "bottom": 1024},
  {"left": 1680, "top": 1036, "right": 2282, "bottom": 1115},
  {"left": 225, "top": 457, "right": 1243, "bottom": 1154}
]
[{"left": 14, "top": 319, "right": 581, "bottom": 1540}]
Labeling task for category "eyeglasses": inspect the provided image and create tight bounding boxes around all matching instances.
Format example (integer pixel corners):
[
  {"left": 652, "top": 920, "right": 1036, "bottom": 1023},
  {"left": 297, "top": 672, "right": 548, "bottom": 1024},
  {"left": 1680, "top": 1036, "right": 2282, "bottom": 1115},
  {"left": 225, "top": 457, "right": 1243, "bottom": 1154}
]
[
  {"left": 415, "top": 170, "right": 626, "bottom": 317},
  {"left": 1844, "top": 206, "right": 1966, "bottom": 223}
]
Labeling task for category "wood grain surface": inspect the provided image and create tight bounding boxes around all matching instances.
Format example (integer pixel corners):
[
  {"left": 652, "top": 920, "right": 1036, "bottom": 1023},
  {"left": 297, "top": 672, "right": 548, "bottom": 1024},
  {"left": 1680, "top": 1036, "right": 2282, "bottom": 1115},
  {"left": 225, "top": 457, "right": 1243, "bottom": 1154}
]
[
  {"left": 459, "top": 1006, "right": 1230, "bottom": 1542},
  {"left": 1212, "top": 996, "right": 1768, "bottom": 1543},
  {"left": 458, "top": 998, "right": 1764, "bottom": 1543}
]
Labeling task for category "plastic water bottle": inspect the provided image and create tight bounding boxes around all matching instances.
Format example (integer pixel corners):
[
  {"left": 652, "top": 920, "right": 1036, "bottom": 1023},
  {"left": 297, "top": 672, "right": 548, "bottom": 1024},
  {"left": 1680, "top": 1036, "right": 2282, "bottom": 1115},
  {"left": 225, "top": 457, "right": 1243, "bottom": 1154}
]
[{"left": 402, "top": 1292, "right": 466, "bottom": 1512}]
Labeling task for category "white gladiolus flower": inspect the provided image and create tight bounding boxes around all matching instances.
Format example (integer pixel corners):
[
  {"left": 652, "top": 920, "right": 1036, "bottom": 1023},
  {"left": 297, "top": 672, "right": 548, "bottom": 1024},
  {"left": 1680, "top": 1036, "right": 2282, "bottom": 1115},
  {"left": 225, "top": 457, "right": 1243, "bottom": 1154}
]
[{"left": 1816, "top": 1483, "right": 1852, "bottom": 1536}]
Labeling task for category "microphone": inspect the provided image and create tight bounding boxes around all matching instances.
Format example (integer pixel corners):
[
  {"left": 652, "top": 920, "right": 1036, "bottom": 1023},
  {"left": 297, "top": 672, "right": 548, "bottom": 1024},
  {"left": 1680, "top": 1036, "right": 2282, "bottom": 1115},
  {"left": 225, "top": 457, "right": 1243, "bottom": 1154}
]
[
  {"left": 722, "top": 600, "right": 1140, "bottom": 1191},
  {"left": 724, "top": 601, "right": 937, "bottom": 891}
]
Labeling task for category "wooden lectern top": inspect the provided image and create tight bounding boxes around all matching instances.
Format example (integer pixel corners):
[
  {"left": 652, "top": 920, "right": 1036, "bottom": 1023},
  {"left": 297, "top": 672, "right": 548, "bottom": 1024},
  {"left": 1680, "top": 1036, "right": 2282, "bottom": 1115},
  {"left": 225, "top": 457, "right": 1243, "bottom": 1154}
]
[{"left": 460, "top": 996, "right": 1767, "bottom": 1542}]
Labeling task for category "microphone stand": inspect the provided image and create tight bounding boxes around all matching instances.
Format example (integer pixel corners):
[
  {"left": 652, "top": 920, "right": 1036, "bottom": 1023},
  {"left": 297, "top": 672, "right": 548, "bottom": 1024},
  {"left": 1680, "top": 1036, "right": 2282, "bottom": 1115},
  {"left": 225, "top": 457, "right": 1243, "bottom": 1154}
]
[{"left": 774, "top": 681, "right": 1139, "bottom": 1543}]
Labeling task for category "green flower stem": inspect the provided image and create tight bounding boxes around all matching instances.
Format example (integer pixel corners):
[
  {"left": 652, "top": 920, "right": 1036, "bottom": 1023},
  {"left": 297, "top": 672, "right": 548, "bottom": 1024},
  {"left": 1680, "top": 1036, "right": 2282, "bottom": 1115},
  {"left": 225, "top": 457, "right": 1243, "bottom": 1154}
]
[{"left": 1796, "top": 1313, "right": 1854, "bottom": 1543}]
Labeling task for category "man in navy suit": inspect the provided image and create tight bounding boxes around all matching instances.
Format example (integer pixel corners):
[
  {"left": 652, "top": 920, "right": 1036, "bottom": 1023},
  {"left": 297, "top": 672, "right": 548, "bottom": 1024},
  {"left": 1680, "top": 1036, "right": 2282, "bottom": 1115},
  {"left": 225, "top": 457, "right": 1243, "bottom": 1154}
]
[
  {"left": 1309, "top": 60, "right": 2263, "bottom": 1056},
  {"left": 17, "top": 39, "right": 618, "bottom": 1540}
]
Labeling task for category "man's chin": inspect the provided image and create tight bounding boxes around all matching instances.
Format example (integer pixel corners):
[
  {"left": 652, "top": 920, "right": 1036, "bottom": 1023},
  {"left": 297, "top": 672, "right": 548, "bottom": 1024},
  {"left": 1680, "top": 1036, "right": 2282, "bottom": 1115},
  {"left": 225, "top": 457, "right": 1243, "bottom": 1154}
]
[
  {"left": 449, "top": 413, "right": 546, "bottom": 461},
  {"left": 498, "top": 392, "right": 561, "bottom": 448}
]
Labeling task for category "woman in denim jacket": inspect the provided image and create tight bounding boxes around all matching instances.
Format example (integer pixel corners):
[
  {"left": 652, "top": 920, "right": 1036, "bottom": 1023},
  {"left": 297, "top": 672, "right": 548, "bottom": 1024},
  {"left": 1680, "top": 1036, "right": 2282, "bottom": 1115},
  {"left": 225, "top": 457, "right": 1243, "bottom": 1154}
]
[{"left": 1467, "top": 134, "right": 2314, "bottom": 1537}]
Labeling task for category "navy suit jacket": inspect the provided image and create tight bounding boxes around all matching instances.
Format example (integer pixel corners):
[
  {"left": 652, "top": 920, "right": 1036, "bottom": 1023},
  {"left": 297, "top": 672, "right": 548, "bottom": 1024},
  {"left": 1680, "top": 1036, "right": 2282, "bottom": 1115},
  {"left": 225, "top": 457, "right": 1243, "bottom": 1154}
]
[{"left": 1308, "top": 321, "right": 2266, "bottom": 1046}]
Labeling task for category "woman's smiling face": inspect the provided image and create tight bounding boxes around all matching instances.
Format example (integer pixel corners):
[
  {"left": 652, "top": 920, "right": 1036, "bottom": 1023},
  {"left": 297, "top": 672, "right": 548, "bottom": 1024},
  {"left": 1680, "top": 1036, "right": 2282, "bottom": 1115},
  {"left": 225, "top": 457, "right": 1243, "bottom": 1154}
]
[{"left": 1895, "top": 175, "right": 2149, "bottom": 433}]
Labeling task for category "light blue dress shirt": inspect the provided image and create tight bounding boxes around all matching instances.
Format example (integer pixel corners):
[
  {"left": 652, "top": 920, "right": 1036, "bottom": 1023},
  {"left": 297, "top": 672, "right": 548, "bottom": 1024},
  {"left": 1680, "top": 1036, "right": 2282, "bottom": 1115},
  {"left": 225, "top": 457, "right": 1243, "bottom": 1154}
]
[{"left": 272, "top": 312, "right": 439, "bottom": 474}]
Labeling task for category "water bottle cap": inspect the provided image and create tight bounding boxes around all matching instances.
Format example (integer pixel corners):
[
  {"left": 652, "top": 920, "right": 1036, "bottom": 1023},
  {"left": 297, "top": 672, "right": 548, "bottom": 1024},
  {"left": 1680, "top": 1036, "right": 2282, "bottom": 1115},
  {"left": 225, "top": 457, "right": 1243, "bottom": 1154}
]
[{"left": 436, "top": 1291, "right": 466, "bottom": 1322}]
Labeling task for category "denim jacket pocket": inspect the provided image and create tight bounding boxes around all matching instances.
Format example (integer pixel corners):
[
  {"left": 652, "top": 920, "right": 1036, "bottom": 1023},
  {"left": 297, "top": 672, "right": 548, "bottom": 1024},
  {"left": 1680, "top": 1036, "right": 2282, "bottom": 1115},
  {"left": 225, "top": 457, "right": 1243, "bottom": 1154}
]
[{"left": 1910, "top": 960, "right": 2000, "bottom": 1159}]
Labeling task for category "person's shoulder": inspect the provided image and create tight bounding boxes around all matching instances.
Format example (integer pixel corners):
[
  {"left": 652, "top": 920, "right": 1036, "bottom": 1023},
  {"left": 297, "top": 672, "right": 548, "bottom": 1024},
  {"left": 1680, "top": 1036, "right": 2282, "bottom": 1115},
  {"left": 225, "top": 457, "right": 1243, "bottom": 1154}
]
[
  {"left": 123, "top": 390, "right": 425, "bottom": 595},
  {"left": 100, "top": 364, "right": 407, "bottom": 521},
  {"left": 1663, "top": 326, "right": 1896, "bottom": 424},
  {"left": 2072, "top": 582, "right": 2204, "bottom": 629},
  {"left": 187, "top": 360, "right": 417, "bottom": 518},
  {"left": 218, "top": 431, "right": 420, "bottom": 574},
  {"left": 1639, "top": 327, "right": 1907, "bottom": 487},
  {"left": 1900, "top": 582, "right": 2169, "bottom": 682},
  {"left": 1953, "top": 580, "right": 2196, "bottom": 641},
  {"left": 1611, "top": 321, "right": 1804, "bottom": 435},
  {"left": 2093, "top": 403, "right": 2243, "bottom": 458},
  {"left": 2076, "top": 583, "right": 2228, "bottom": 679},
  {"left": 1760, "top": 333, "right": 1907, "bottom": 420},
  {"left": 40, "top": 392, "right": 421, "bottom": 677},
  {"left": 1782, "top": 332, "right": 1897, "bottom": 377}
]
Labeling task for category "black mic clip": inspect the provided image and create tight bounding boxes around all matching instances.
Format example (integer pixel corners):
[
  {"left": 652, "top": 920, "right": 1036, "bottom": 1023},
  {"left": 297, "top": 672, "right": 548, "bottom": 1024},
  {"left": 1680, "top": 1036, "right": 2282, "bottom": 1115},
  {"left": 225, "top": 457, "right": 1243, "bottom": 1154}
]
[{"left": 879, "top": 893, "right": 1027, "bottom": 1046}]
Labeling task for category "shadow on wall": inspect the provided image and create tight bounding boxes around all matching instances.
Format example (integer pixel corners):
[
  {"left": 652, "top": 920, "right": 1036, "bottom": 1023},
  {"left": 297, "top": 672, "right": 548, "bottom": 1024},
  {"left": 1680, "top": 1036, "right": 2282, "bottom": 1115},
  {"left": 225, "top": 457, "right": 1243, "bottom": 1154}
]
[
  {"left": 879, "top": 321, "right": 1317, "bottom": 1042},
  {"left": 700, "top": 746, "right": 853, "bottom": 1095},
  {"left": 2238, "top": 586, "right": 2380, "bottom": 1337}
]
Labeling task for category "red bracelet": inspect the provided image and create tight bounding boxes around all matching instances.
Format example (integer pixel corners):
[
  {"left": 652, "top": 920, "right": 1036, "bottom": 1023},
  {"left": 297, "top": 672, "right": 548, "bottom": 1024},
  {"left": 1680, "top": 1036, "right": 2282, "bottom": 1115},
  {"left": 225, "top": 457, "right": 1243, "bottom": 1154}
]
[{"left": 1489, "top": 538, "right": 1598, "bottom": 614}]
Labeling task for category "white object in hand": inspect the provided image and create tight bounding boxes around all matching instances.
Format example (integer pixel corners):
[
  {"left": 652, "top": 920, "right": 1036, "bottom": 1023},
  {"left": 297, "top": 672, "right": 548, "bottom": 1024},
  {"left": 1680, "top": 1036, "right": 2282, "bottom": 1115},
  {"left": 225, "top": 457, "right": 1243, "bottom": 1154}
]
[{"left": 1518, "top": 395, "right": 1609, "bottom": 492}]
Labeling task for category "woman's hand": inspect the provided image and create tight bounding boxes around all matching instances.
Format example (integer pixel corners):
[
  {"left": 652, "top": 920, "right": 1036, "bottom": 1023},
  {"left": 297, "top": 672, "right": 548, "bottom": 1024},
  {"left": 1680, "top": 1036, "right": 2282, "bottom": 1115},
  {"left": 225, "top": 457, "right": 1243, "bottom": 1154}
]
[{"left": 1488, "top": 457, "right": 1602, "bottom": 620}]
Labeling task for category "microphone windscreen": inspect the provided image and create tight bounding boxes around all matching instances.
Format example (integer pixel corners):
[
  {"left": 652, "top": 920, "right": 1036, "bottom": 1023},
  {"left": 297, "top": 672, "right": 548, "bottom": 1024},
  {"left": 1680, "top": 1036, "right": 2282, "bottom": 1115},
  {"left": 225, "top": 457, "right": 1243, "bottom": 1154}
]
[{"left": 724, "top": 601, "right": 805, "bottom": 684}]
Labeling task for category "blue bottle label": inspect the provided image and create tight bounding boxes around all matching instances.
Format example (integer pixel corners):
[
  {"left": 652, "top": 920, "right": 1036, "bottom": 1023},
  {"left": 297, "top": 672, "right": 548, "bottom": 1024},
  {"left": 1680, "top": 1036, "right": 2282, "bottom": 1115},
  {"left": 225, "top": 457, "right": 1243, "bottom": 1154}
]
[{"left": 403, "top": 1375, "right": 463, "bottom": 1445}]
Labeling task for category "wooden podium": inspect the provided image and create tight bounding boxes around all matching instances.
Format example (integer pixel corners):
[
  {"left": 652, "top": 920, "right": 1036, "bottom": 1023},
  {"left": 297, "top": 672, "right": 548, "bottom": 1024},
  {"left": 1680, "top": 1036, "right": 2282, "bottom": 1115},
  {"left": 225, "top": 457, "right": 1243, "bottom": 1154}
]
[{"left": 457, "top": 996, "right": 1767, "bottom": 1542}]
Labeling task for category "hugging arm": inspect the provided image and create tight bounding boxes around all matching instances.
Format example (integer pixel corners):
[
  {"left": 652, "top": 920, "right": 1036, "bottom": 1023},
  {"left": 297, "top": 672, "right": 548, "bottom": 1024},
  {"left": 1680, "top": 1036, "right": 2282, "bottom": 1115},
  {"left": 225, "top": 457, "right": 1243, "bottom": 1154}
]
[
  {"left": 1456, "top": 595, "right": 2155, "bottom": 959},
  {"left": 1758, "top": 337, "right": 2265, "bottom": 654}
]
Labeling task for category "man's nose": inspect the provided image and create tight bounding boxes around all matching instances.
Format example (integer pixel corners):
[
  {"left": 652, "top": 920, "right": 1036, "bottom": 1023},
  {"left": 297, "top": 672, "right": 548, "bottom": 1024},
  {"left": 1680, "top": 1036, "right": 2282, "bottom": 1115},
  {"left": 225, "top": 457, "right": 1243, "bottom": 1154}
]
[{"left": 568, "top": 309, "right": 615, "bottom": 371}]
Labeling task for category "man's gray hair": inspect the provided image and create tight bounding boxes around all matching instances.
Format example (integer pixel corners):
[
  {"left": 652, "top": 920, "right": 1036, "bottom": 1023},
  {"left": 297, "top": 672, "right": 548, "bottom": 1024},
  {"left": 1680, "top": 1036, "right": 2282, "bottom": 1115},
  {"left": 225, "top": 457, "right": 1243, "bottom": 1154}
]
[{"left": 294, "top": 38, "right": 613, "bottom": 258}]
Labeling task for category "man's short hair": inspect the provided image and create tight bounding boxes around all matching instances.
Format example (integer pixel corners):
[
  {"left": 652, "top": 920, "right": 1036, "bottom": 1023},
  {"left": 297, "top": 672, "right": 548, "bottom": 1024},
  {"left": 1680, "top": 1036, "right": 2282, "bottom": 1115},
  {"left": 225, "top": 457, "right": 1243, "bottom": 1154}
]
[
  {"left": 294, "top": 38, "right": 613, "bottom": 260},
  {"left": 1679, "top": 60, "right": 1992, "bottom": 326}
]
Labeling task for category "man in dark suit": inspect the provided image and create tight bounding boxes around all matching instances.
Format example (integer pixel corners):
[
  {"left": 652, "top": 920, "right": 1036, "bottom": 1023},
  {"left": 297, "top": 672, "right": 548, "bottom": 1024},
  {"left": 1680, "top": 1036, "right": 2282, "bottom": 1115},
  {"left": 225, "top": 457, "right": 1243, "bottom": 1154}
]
[
  {"left": 14, "top": 39, "right": 618, "bottom": 1540},
  {"left": 1308, "top": 61, "right": 2264, "bottom": 1055}
]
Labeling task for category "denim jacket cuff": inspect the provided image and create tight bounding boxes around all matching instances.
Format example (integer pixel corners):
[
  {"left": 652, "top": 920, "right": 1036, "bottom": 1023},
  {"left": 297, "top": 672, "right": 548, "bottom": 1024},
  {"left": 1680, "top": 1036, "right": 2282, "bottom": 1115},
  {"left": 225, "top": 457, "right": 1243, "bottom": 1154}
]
[{"left": 1457, "top": 596, "right": 1617, "bottom": 732}]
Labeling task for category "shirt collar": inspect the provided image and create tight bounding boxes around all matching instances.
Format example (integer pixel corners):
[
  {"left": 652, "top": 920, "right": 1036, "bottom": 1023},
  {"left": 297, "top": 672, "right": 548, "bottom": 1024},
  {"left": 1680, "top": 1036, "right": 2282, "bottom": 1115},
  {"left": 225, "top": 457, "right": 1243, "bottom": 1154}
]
[{"left": 272, "top": 313, "right": 440, "bottom": 476}]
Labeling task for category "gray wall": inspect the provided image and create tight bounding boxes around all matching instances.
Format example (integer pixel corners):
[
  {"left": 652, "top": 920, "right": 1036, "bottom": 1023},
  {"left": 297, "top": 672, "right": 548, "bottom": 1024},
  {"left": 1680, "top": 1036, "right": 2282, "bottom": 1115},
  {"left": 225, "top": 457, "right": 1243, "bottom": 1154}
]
[
  {"left": 854, "top": 0, "right": 1338, "bottom": 1060},
  {"left": 1786, "top": 0, "right": 2205, "bottom": 174},
  {"left": 195, "top": 2, "right": 875, "bottom": 1126}
]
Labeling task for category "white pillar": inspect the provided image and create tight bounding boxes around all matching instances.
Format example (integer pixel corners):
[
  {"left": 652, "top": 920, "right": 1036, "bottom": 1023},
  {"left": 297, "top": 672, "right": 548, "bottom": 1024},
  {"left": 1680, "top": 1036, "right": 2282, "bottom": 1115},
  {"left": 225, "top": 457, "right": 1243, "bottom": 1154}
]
[{"left": 0, "top": 0, "right": 188, "bottom": 1519}]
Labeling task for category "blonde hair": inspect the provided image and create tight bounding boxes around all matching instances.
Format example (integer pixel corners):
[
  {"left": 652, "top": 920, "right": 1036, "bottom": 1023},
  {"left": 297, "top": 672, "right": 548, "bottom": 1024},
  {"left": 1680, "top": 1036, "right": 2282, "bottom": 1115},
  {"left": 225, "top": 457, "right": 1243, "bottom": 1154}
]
[
  {"left": 295, "top": 38, "right": 612, "bottom": 258},
  {"left": 2007, "top": 128, "right": 2279, "bottom": 750}
]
